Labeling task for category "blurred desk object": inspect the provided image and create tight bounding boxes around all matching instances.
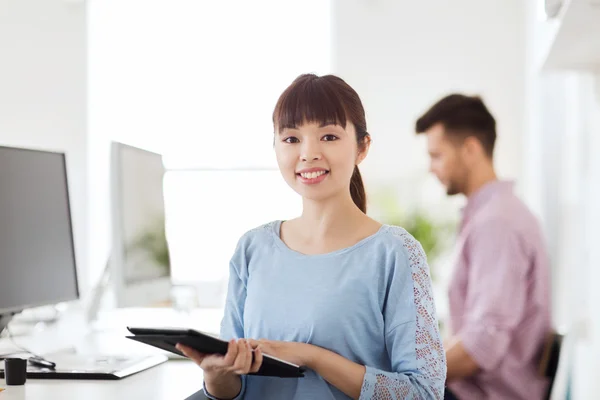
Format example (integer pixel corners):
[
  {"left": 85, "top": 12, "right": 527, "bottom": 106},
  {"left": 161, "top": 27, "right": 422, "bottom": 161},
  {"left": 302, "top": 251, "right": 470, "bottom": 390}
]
[
  {"left": 0, "top": 359, "right": 202, "bottom": 400},
  {"left": 2, "top": 306, "right": 223, "bottom": 358},
  {"left": 0, "top": 305, "right": 223, "bottom": 399}
]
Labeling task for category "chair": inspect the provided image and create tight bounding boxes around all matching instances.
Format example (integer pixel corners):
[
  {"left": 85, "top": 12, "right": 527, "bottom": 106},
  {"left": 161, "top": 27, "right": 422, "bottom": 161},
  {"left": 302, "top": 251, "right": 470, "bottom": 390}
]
[{"left": 538, "top": 331, "right": 564, "bottom": 400}]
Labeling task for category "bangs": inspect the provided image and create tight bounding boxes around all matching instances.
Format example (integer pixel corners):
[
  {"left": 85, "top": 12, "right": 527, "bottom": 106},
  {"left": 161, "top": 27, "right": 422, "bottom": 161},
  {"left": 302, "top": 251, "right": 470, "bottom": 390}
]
[{"left": 273, "top": 75, "right": 348, "bottom": 132}]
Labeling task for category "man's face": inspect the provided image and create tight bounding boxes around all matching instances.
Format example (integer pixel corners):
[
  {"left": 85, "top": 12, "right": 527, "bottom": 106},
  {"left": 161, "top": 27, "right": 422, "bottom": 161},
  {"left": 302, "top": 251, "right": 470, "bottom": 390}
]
[{"left": 424, "top": 123, "right": 468, "bottom": 196}]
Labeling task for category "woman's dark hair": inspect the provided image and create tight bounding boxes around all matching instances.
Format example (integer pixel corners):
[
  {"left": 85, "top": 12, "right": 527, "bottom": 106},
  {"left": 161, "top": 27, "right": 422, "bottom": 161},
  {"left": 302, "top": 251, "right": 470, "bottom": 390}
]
[{"left": 272, "top": 74, "right": 369, "bottom": 213}]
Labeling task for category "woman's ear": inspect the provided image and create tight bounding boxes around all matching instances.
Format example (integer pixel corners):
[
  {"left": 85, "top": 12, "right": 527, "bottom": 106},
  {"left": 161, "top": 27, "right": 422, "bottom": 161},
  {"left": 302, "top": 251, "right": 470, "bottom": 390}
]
[{"left": 356, "top": 134, "right": 371, "bottom": 165}]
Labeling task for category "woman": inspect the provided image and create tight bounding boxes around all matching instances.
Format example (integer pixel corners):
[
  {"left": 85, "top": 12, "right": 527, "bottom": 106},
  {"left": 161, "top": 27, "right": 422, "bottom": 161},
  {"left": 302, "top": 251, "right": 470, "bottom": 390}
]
[{"left": 177, "top": 74, "right": 446, "bottom": 399}]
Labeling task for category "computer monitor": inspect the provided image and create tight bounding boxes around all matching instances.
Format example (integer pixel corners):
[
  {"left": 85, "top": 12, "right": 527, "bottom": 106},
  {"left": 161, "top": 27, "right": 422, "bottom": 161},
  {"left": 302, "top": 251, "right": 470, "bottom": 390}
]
[
  {"left": 110, "top": 142, "right": 171, "bottom": 307},
  {"left": 0, "top": 146, "right": 79, "bottom": 334}
]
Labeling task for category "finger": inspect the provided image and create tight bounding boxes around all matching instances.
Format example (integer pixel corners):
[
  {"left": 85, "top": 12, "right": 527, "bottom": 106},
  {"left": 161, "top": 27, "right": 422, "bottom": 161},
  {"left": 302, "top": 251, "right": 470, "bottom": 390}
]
[
  {"left": 222, "top": 339, "right": 238, "bottom": 367},
  {"left": 247, "top": 339, "right": 259, "bottom": 349},
  {"left": 176, "top": 344, "right": 206, "bottom": 364},
  {"left": 198, "top": 353, "right": 226, "bottom": 370},
  {"left": 244, "top": 340, "right": 253, "bottom": 372},
  {"left": 250, "top": 347, "right": 263, "bottom": 373},
  {"left": 257, "top": 339, "right": 270, "bottom": 351},
  {"left": 231, "top": 339, "right": 249, "bottom": 374},
  {"left": 233, "top": 340, "right": 253, "bottom": 375},
  {"left": 176, "top": 343, "right": 204, "bottom": 358}
]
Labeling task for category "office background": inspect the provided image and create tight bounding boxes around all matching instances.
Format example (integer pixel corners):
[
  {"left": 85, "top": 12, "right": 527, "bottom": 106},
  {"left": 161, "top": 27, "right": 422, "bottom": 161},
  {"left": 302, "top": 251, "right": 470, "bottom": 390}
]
[{"left": 0, "top": 0, "right": 598, "bottom": 398}]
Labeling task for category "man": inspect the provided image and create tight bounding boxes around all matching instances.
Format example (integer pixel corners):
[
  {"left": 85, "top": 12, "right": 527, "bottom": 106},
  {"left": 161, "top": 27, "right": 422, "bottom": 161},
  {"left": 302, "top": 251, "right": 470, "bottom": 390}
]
[{"left": 415, "top": 94, "right": 552, "bottom": 400}]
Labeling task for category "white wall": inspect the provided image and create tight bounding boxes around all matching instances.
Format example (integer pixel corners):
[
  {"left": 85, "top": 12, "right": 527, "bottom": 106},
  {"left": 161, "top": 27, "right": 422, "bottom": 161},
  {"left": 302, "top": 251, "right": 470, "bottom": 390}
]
[
  {"left": 586, "top": 75, "right": 600, "bottom": 396},
  {"left": 87, "top": 1, "right": 331, "bottom": 293},
  {"left": 332, "top": 0, "right": 526, "bottom": 212},
  {"left": 87, "top": 2, "right": 528, "bottom": 292},
  {"left": 0, "top": 0, "right": 88, "bottom": 291},
  {"left": 523, "top": 70, "right": 600, "bottom": 399},
  {"left": 523, "top": 0, "right": 600, "bottom": 397}
]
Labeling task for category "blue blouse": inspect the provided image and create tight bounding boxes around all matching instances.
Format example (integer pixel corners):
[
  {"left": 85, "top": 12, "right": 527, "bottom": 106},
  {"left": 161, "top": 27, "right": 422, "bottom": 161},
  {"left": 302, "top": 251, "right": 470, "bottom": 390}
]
[{"left": 204, "top": 221, "right": 446, "bottom": 399}]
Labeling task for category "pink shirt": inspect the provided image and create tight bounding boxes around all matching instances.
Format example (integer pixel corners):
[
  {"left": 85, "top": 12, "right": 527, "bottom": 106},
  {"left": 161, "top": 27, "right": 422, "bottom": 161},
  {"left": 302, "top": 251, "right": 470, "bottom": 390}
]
[{"left": 448, "top": 180, "right": 552, "bottom": 400}]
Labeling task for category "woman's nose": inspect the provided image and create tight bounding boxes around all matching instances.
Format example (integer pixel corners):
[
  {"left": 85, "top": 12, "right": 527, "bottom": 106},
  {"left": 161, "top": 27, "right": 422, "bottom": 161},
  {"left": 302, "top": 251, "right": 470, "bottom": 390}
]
[
  {"left": 300, "top": 140, "right": 321, "bottom": 162},
  {"left": 301, "top": 154, "right": 322, "bottom": 162},
  {"left": 301, "top": 142, "right": 322, "bottom": 162}
]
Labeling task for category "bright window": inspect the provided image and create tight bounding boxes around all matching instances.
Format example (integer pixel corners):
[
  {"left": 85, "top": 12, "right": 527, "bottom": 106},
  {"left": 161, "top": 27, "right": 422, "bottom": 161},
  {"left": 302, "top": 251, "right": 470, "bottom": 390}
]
[
  {"left": 89, "top": 1, "right": 331, "bottom": 299},
  {"left": 164, "top": 169, "right": 301, "bottom": 284},
  {"left": 89, "top": 0, "right": 332, "bottom": 169}
]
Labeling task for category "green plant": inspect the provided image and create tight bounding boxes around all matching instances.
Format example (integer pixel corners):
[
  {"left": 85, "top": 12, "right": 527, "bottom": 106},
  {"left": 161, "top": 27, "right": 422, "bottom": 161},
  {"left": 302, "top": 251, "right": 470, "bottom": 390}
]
[
  {"left": 370, "top": 188, "right": 456, "bottom": 280},
  {"left": 126, "top": 216, "right": 171, "bottom": 274},
  {"left": 399, "top": 212, "right": 446, "bottom": 261}
]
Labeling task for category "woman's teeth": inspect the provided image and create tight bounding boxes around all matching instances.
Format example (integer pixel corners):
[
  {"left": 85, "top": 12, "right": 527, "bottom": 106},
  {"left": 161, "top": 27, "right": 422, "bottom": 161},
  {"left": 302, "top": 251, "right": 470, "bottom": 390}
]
[{"left": 300, "top": 171, "right": 327, "bottom": 179}]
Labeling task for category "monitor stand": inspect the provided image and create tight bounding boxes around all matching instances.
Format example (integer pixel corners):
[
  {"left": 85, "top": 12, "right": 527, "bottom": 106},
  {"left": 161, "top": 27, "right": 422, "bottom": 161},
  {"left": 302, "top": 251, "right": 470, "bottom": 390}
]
[{"left": 85, "top": 256, "right": 112, "bottom": 326}]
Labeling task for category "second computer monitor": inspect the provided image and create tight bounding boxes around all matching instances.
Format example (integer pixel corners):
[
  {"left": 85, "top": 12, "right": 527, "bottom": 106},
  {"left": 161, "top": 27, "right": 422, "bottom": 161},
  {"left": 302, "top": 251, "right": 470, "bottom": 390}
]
[{"left": 110, "top": 142, "right": 171, "bottom": 307}]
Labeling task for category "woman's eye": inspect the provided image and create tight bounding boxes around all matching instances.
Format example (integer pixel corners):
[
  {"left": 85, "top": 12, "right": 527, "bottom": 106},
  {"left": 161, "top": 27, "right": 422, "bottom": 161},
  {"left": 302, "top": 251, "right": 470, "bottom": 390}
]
[
  {"left": 322, "top": 134, "right": 338, "bottom": 141},
  {"left": 283, "top": 137, "right": 299, "bottom": 144}
]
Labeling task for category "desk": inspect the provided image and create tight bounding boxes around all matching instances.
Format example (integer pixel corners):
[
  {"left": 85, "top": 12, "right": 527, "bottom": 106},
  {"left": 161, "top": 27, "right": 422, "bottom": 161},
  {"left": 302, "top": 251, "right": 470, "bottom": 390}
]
[
  {"left": 0, "top": 360, "right": 205, "bottom": 400},
  {"left": 0, "top": 305, "right": 222, "bottom": 399},
  {"left": 1, "top": 306, "right": 224, "bottom": 357}
]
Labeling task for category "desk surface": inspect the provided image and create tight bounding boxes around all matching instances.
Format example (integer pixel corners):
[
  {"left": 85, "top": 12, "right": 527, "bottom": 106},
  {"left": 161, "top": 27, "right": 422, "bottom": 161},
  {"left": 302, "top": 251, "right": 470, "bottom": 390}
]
[
  {"left": 0, "top": 360, "right": 204, "bottom": 400},
  {"left": 0, "top": 306, "right": 221, "bottom": 400}
]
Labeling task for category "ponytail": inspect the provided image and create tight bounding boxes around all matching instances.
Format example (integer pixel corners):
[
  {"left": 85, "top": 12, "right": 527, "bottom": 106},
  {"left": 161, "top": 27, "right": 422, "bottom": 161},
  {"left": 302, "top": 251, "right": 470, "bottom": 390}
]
[{"left": 350, "top": 165, "right": 367, "bottom": 213}]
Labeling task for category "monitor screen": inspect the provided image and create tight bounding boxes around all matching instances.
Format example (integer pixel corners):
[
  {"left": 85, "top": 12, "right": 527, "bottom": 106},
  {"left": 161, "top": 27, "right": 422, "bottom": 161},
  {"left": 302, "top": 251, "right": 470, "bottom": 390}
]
[
  {"left": 111, "top": 143, "right": 170, "bottom": 286},
  {"left": 0, "top": 146, "right": 79, "bottom": 315}
]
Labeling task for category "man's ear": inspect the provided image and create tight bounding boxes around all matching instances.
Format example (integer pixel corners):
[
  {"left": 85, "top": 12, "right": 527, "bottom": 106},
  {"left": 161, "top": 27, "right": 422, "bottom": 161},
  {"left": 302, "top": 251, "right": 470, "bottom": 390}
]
[
  {"left": 462, "top": 136, "right": 483, "bottom": 164},
  {"left": 356, "top": 134, "right": 371, "bottom": 165}
]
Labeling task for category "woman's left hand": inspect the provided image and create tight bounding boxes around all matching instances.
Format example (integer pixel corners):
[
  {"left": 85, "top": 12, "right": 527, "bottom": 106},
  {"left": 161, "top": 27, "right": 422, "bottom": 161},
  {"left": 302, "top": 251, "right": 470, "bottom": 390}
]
[{"left": 247, "top": 339, "right": 316, "bottom": 368}]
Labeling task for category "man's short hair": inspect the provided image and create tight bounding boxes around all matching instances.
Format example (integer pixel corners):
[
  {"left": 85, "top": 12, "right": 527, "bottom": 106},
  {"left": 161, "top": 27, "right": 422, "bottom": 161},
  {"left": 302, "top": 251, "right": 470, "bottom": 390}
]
[{"left": 415, "top": 94, "right": 497, "bottom": 158}]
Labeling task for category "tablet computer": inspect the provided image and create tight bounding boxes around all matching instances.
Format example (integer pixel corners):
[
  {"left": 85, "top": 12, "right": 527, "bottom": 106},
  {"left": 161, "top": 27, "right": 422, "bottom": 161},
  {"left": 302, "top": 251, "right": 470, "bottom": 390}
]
[{"left": 126, "top": 327, "right": 305, "bottom": 378}]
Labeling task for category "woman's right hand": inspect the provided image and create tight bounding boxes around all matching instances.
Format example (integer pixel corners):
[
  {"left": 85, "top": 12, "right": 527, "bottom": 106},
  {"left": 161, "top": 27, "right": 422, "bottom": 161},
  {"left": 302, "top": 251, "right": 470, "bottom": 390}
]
[{"left": 176, "top": 338, "right": 263, "bottom": 379}]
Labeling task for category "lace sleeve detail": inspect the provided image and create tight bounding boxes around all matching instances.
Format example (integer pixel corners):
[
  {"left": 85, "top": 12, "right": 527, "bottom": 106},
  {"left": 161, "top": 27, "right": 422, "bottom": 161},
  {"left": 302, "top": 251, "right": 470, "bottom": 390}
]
[{"left": 359, "top": 227, "right": 446, "bottom": 399}]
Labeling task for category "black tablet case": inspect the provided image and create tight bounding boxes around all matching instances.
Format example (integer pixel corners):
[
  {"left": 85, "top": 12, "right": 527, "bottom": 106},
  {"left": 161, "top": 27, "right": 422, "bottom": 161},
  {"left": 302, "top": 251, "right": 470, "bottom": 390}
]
[{"left": 126, "top": 327, "right": 305, "bottom": 378}]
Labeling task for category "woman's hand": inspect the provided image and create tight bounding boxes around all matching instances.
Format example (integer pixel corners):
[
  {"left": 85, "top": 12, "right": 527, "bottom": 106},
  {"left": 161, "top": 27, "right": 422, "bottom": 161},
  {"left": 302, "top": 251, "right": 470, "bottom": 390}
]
[
  {"left": 176, "top": 338, "right": 263, "bottom": 378},
  {"left": 247, "top": 339, "right": 315, "bottom": 367}
]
